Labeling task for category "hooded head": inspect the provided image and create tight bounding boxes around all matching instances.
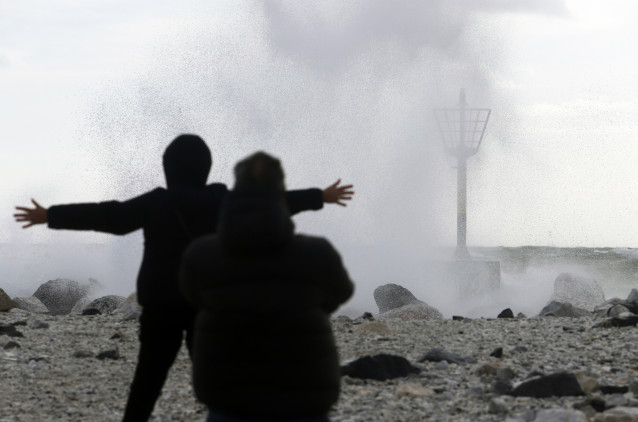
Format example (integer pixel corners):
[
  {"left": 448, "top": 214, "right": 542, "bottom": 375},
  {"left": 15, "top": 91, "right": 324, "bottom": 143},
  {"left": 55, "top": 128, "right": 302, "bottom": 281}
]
[{"left": 163, "top": 134, "right": 212, "bottom": 188}]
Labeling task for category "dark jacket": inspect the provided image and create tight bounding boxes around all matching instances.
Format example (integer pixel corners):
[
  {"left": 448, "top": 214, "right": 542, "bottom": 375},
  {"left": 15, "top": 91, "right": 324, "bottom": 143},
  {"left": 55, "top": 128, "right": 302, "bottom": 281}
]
[
  {"left": 179, "top": 189, "right": 354, "bottom": 419},
  {"left": 46, "top": 142, "right": 323, "bottom": 307}
]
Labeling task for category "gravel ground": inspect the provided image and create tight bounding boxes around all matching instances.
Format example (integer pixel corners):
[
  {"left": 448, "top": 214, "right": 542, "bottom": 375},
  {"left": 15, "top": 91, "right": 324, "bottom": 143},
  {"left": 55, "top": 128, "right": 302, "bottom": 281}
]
[{"left": 1, "top": 310, "right": 638, "bottom": 422}]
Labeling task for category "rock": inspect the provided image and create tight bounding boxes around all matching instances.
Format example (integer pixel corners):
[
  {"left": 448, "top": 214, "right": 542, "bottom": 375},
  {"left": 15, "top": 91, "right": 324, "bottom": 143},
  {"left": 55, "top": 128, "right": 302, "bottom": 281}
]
[
  {"left": 490, "top": 347, "right": 504, "bottom": 358},
  {"left": 72, "top": 350, "right": 93, "bottom": 358},
  {"left": 575, "top": 372, "right": 599, "bottom": 394},
  {"left": 491, "top": 380, "right": 512, "bottom": 395},
  {"left": 31, "top": 320, "right": 49, "bottom": 329},
  {"left": 627, "top": 289, "right": 638, "bottom": 303},
  {"left": 378, "top": 303, "right": 443, "bottom": 321},
  {"left": 81, "top": 295, "right": 126, "bottom": 316},
  {"left": 0, "top": 288, "right": 17, "bottom": 311},
  {"left": 497, "top": 366, "right": 517, "bottom": 382},
  {"left": 629, "top": 380, "right": 638, "bottom": 396},
  {"left": 70, "top": 296, "right": 93, "bottom": 315},
  {"left": 488, "top": 397, "right": 508, "bottom": 414},
  {"left": 594, "top": 314, "right": 638, "bottom": 328},
  {"left": 395, "top": 383, "right": 436, "bottom": 397},
  {"left": 96, "top": 348, "right": 120, "bottom": 360},
  {"left": 341, "top": 354, "right": 421, "bottom": 381},
  {"left": 550, "top": 273, "right": 605, "bottom": 311},
  {"left": 599, "top": 385, "right": 629, "bottom": 394},
  {"left": 418, "top": 348, "right": 477, "bottom": 365},
  {"left": 12, "top": 297, "right": 48, "bottom": 314},
  {"left": 605, "top": 393, "right": 629, "bottom": 408},
  {"left": 608, "top": 304, "right": 631, "bottom": 318},
  {"left": 373, "top": 283, "right": 425, "bottom": 313},
  {"left": 510, "top": 372, "right": 585, "bottom": 398},
  {"left": 3, "top": 341, "right": 20, "bottom": 350},
  {"left": 361, "top": 312, "right": 374, "bottom": 320},
  {"left": 477, "top": 361, "right": 502, "bottom": 377},
  {"left": 592, "top": 407, "right": 638, "bottom": 421},
  {"left": 33, "top": 278, "right": 96, "bottom": 315},
  {"left": 594, "top": 298, "right": 626, "bottom": 315},
  {"left": 498, "top": 308, "right": 514, "bottom": 318},
  {"left": 115, "top": 293, "right": 142, "bottom": 321},
  {"left": 533, "top": 408, "right": 588, "bottom": 422},
  {"left": 539, "top": 301, "right": 591, "bottom": 318},
  {"left": 0, "top": 323, "right": 24, "bottom": 338}
]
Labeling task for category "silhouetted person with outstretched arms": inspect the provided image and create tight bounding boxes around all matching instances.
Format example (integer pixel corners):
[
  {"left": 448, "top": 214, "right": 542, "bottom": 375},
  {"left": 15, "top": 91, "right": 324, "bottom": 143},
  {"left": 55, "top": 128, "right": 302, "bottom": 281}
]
[
  {"left": 13, "top": 134, "right": 354, "bottom": 422},
  {"left": 180, "top": 151, "right": 354, "bottom": 422}
]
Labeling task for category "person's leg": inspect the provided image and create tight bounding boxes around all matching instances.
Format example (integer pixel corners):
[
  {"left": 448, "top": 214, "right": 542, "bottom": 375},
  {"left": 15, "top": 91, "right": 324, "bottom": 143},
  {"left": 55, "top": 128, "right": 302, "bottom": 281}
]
[{"left": 121, "top": 308, "right": 185, "bottom": 422}]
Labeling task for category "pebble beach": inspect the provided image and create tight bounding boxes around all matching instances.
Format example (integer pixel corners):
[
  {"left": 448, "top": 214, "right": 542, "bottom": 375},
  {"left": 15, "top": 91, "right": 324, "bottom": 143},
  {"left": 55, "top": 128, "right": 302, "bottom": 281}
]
[{"left": 2, "top": 309, "right": 638, "bottom": 422}]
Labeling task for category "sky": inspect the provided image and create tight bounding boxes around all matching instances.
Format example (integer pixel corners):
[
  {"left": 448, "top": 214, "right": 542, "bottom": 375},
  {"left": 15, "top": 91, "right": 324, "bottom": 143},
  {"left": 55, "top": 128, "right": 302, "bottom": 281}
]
[{"left": 1, "top": 0, "right": 638, "bottom": 313}]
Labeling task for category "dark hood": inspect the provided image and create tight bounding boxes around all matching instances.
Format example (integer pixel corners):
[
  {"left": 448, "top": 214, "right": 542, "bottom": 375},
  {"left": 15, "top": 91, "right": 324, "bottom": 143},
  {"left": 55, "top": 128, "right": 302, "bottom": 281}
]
[
  {"left": 217, "top": 187, "right": 294, "bottom": 254},
  {"left": 163, "top": 134, "right": 212, "bottom": 188}
]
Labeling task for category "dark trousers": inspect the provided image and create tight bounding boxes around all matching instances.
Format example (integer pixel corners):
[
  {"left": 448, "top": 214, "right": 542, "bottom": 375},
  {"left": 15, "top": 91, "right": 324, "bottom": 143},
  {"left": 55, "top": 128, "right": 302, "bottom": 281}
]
[{"left": 122, "top": 306, "right": 196, "bottom": 422}]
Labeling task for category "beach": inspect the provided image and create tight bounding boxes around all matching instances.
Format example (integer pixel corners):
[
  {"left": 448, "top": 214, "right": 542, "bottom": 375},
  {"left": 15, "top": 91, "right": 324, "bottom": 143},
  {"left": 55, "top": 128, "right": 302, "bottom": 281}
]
[{"left": 2, "top": 309, "right": 638, "bottom": 421}]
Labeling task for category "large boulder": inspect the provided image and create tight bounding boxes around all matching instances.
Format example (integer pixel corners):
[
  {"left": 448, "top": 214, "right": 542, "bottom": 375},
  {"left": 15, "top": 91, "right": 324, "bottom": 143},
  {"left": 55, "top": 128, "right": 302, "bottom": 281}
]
[
  {"left": 374, "top": 283, "right": 425, "bottom": 313},
  {"left": 33, "top": 278, "right": 99, "bottom": 315},
  {"left": 549, "top": 273, "right": 604, "bottom": 312},
  {"left": 0, "top": 288, "right": 17, "bottom": 311},
  {"left": 12, "top": 296, "right": 48, "bottom": 314},
  {"left": 82, "top": 295, "right": 126, "bottom": 315},
  {"left": 374, "top": 284, "right": 442, "bottom": 320}
]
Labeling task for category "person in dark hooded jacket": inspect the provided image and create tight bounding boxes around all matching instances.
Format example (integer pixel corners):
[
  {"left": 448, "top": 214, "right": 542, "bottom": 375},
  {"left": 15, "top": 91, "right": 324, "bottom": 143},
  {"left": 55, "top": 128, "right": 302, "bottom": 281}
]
[
  {"left": 180, "top": 151, "right": 354, "bottom": 422},
  {"left": 13, "top": 134, "right": 355, "bottom": 422}
]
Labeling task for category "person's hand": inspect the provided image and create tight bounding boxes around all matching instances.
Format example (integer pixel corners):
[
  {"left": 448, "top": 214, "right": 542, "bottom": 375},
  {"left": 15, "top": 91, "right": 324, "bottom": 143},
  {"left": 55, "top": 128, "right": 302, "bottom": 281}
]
[
  {"left": 322, "top": 179, "right": 354, "bottom": 207},
  {"left": 14, "top": 199, "right": 48, "bottom": 228}
]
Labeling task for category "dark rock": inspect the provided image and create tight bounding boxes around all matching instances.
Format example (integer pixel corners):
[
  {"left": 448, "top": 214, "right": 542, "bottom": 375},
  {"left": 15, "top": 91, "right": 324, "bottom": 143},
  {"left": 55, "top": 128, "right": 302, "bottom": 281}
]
[
  {"left": 627, "top": 288, "right": 638, "bottom": 303},
  {"left": 110, "top": 332, "right": 123, "bottom": 340},
  {"left": 3, "top": 341, "right": 20, "bottom": 350},
  {"left": 0, "top": 323, "right": 24, "bottom": 338},
  {"left": 12, "top": 296, "right": 48, "bottom": 314},
  {"left": 497, "top": 308, "right": 514, "bottom": 318},
  {"left": 361, "top": 312, "right": 374, "bottom": 320},
  {"left": 573, "top": 397, "right": 606, "bottom": 413},
  {"left": 11, "top": 321, "right": 27, "bottom": 326},
  {"left": 594, "top": 314, "right": 638, "bottom": 328},
  {"left": 452, "top": 315, "right": 464, "bottom": 321},
  {"left": 31, "top": 320, "right": 49, "bottom": 329},
  {"left": 72, "top": 350, "right": 93, "bottom": 358},
  {"left": 82, "top": 309, "right": 101, "bottom": 316},
  {"left": 492, "top": 380, "right": 512, "bottom": 395},
  {"left": 510, "top": 372, "right": 584, "bottom": 398},
  {"left": 418, "top": 348, "right": 477, "bottom": 365},
  {"left": 341, "top": 354, "right": 421, "bottom": 381},
  {"left": 600, "top": 385, "right": 629, "bottom": 394},
  {"left": 539, "top": 301, "right": 591, "bottom": 318},
  {"left": 96, "top": 348, "right": 120, "bottom": 360},
  {"left": 490, "top": 347, "right": 503, "bottom": 358},
  {"left": 551, "top": 272, "right": 605, "bottom": 311},
  {"left": 625, "top": 301, "right": 638, "bottom": 314},
  {"left": 33, "top": 278, "right": 98, "bottom": 315},
  {"left": 0, "top": 288, "right": 17, "bottom": 311},
  {"left": 374, "top": 284, "right": 425, "bottom": 313},
  {"left": 82, "top": 295, "right": 126, "bottom": 316}
]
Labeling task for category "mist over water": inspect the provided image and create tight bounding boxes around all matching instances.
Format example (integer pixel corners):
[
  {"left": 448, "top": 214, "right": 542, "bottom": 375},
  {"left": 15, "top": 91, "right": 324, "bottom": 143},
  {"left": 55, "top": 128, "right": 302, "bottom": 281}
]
[{"left": 8, "top": 1, "right": 633, "bottom": 318}]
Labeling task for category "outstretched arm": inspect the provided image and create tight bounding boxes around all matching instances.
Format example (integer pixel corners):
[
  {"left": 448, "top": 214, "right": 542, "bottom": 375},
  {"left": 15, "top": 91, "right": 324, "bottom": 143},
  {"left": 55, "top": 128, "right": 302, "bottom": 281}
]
[
  {"left": 14, "top": 199, "right": 47, "bottom": 228},
  {"left": 322, "top": 179, "right": 354, "bottom": 207}
]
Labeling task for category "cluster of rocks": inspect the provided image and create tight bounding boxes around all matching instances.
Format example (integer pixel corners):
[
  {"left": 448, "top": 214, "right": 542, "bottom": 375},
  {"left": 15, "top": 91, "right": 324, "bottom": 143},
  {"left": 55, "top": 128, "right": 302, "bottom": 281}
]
[{"left": 0, "top": 278, "right": 141, "bottom": 320}]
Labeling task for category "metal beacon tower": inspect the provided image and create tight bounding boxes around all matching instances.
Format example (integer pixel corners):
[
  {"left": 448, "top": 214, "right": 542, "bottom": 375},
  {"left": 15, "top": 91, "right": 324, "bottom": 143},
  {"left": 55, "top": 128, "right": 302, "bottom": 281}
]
[{"left": 434, "top": 89, "right": 500, "bottom": 295}]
